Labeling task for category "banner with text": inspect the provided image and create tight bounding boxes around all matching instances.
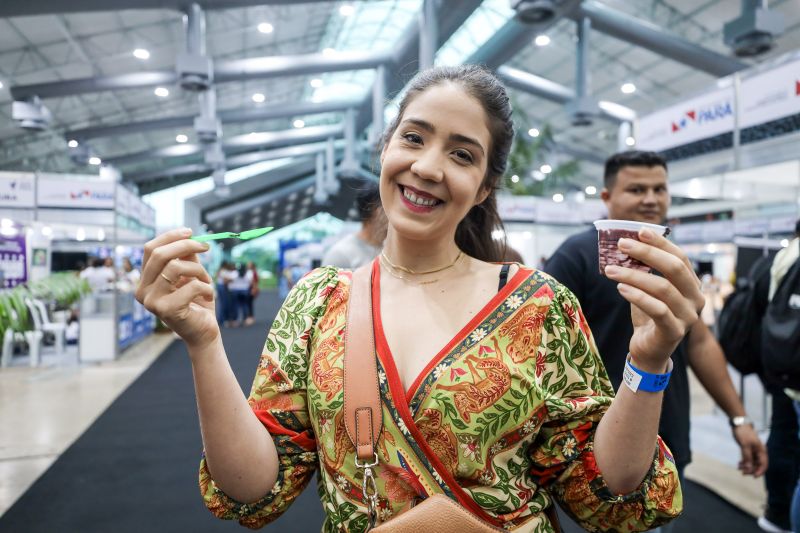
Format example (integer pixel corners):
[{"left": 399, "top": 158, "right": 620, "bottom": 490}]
[
  {"left": 0, "top": 171, "right": 35, "bottom": 208},
  {"left": 637, "top": 86, "right": 734, "bottom": 152},
  {"left": 37, "top": 174, "right": 115, "bottom": 209}
]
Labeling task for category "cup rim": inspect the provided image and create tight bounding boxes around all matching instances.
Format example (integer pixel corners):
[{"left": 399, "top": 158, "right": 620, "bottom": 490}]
[{"left": 593, "top": 219, "right": 668, "bottom": 235}]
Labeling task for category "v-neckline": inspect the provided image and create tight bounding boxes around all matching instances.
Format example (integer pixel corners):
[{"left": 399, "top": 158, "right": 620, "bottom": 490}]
[{"left": 370, "top": 258, "right": 529, "bottom": 406}]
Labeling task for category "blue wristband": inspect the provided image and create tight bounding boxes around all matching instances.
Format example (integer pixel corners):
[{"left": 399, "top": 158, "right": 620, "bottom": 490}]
[{"left": 623, "top": 355, "right": 673, "bottom": 393}]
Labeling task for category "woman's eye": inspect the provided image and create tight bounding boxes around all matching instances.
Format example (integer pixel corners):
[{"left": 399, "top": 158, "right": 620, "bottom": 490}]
[
  {"left": 453, "top": 149, "right": 473, "bottom": 163},
  {"left": 402, "top": 132, "right": 422, "bottom": 144}
]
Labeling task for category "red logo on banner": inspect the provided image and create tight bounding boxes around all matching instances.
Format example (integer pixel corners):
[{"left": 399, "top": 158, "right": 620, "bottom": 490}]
[{"left": 795, "top": 80, "right": 800, "bottom": 95}]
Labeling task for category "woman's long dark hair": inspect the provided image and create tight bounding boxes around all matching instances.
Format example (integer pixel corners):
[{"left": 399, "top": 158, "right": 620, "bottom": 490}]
[{"left": 382, "top": 65, "right": 514, "bottom": 262}]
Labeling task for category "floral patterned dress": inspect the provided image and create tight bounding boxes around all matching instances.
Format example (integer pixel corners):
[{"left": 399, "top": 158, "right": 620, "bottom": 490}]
[{"left": 200, "top": 261, "right": 682, "bottom": 532}]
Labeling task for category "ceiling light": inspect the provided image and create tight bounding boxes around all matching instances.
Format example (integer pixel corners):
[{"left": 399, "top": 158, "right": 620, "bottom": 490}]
[
  {"left": 540, "top": 164, "right": 552, "bottom": 174},
  {"left": 322, "top": 48, "right": 336, "bottom": 56},
  {"left": 552, "top": 193, "right": 564, "bottom": 203},
  {"left": 0, "top": 81, "right": 4, "bottom": 89},
  {"left": 293, "top": 119, "right": 305, "bottom": 128},
  {"left": 781, "top": 239, "right": 790, "bottom": 247},
  {"left": 706, "top": 244, "right": 717, "bottom": 254},
  {"left": 1, "top": 218, "right": 12, "bottom": 228},
  {"left": 68, "top": 139, "right": 79, "bottom": 148},
  {"left": 88, "top": 156, "right": 102, "bottom": 165},
  {"left": 97, "top": 229, "right": 106, "bottom": 241},
  {"left": 252, "top": 92, "right": 265, "bottom": 103},
  {"left": 257, "top": 22, "right": 274, "bottom": 34},
  {"left": 625, "top": 136, "right": 635, "bottom": 146},
  {"left": 176, "top": 134, "right": 188, "bottom": 143},
  {"left": 511, "top": 174, "right": 519, "bottom": 183},
  {"left": 42, "top": 226, "right": 53, "bottom": 237},
  {"left": 621, "top": 82, "right": 636, "bottom": 94},
  {"left": 532, "top": 170, "right": 545, "bottom": 181},
  {"left": 310, "top": 78, "right": 323, "bottom": 88},
  {"left": 154, "top": 87, "right": 169, "bottom": 97},
  {"left": 133, "top": 48, "right": 150, "bottom": 60},
  {"left": 534, "top": 35, "right": 551, "bottom": 46},
  {"left": 76, "top": 228, "right": 86, "bottom": 241},
  {"left": 528, "top": 128, "right": 540, "bottom": 138},
  {"left": 339, "top": 4, "right": 355, "bottom": 16},
  {"left": 585, "top": 185, "right": 597, "bottom": 195}
]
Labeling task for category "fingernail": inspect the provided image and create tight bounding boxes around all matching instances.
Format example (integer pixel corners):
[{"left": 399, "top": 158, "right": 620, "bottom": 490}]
[
  {"left": 618, "top": 238, "right": 632, "bottom": 251},
  {"left": 640, "top": 228, "right": 654, "bottom": 240},
  {"left": 617, "top": 283, "right": 629, "bottom": 293},
  {"left": 605, "top": 265, "right": 620, "bottom": 276},
  {"left": 201, "top": 243, "right": 210, "bottom": 250},
  {"left": 180, "top": 227, "right": 192, "bottom": 236}
]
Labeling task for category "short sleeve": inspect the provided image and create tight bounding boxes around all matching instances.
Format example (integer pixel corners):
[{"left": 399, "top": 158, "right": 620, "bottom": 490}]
[
  {"left": 528, "top": 282, "right": 682, "bottom": 532},
  {"left": 199, "top": 266, "right": 341, "bottom": 529}
]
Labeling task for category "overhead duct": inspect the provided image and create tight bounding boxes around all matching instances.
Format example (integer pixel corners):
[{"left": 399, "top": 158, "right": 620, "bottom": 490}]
[
  {"left": 511, "top": 0, "right": 558, "bottom": 24},
  {"left": 568, "top": 0, "right": 747, "bottom": 77},
  {"left": 195, "top": 87, "right": 222, "bottom": 143},
  {"left": 723, "top": 0, "right": 784, "bottom": 57},
  {"left": 565, "top": 17, "right": 599, "bottom": 127},
  {"left": 177, "top": 3, "right": 213, "bottom": 91},
  {"left": 212, "top": 167, "right": 230, "bottom": 197},
  {"left": 12, "top": 97, "right": 52, "bottom": 131}
]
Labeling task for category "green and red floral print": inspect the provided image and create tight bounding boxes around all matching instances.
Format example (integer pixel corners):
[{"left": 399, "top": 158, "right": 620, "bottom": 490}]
[{"left": 200, "top": 261, "right": 682, "bottom": 532}]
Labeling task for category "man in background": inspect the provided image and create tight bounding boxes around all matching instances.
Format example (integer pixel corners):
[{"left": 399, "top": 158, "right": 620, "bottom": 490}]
[
  {"left": 545, "top": 150, "right": 767, "bottom": 529},
  {"left": 322, "top": 180, "right": 387, "bottom": 269}
]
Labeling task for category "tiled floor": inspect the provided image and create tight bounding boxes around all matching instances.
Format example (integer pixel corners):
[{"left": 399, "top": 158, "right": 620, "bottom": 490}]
[
  {"left": 0, "top": 332, "right": 769, "bottom": 520},
  {"left": 0, "top": 332, "right": 174, "bottom": 516}
]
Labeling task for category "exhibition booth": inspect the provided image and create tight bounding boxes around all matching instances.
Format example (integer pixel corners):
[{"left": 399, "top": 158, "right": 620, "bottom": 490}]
[{"left": 0, "top": 169, "right": 157, "bottom": 367}]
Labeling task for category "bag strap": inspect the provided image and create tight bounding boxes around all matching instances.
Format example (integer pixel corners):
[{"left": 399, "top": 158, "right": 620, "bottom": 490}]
[
  {"left": 344, "top": 261, "right": 562, "bottom": 533},
  {"left": 344, "top": 263, "right": 383, "bottom": 462}
]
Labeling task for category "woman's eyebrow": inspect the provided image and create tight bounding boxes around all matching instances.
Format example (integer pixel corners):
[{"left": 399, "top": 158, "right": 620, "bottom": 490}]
[{"left": 401, "top": 118, "right": 485, "bottom": 156}]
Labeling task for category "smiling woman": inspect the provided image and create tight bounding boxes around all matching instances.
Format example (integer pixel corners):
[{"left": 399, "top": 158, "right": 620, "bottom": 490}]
[{"left": 135, "top": 65, "right": 702, "bottom": 533}]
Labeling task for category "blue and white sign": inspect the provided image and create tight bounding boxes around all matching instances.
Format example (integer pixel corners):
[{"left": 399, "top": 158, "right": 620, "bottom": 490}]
[
  {"left": 0, "top": 172, "right": 35, "bottom": 208},
  {"left": 637, "top": 87, "right": 735, "bottom": 152},
  {"left": 37, "top": 173, "right": 115, "bottom": 209}
]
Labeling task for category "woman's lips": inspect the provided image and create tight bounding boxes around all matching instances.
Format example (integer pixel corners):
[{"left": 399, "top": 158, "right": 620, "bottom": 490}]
[{"left": 398, "top": 184, "right": 441, "bottom": 214}]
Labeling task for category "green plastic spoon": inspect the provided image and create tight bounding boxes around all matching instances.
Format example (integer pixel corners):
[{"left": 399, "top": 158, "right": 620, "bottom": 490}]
[{"left": 190, "top": 226, "right": 274, "bottom": 242}]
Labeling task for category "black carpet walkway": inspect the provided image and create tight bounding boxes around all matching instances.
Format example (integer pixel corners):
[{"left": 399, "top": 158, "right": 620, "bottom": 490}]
[{"left": 0, "top": 290, "right": 762, "bottom": 532}]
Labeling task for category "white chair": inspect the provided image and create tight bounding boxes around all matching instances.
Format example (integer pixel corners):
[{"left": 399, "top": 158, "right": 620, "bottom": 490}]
[
  {"left": 32, "top": 299, "right": 66, "bottom": 356},
  {"left": 25, "top": 298, "right": 64, "bottom": 360},
  {"left": 0, "top": 310, "right": 43, "bottom": 368}
]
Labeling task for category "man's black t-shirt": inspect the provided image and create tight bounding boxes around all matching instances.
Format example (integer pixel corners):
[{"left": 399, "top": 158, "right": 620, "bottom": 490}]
[{"left": 544, "top": 228, "right": 691, "bottom": 469}]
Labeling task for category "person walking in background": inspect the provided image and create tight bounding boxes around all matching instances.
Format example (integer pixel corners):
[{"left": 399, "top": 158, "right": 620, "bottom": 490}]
[
  {"left": 119, "top": 257, "right": 141, "bottom": 291},
  {"left": 245, "top": 261, "right": 258, "bottom": 326},
  {"left": 135, "top": 65, "right": 698, "bottom": 531},
  {"left": 321, "top": 179, "right": 388, "bottom": 269},
  {"left": 545, "top": 150, "right": 768, "bottom": 532},
  {"left": 228, "top": 263, "right": 254, "bottom": 328},
  {"left": 765, "top": 219, "right": 800, "bottom": 533},
  {"left": 215, "top": 261, "right": 236, "bottom": 327}
]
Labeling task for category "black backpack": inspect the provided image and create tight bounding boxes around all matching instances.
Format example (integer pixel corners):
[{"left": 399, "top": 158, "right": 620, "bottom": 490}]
[
  {"left": 717, "top": 256, "right": 771, "bottom": 375},
  {"left": 761, "top": 247, "right": 800, "bottom": 389}
]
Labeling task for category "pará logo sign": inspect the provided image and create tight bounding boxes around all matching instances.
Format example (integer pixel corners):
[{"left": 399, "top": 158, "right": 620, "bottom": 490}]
[{"left": 671, "top": 100, "right": 733, "bottom": 133}]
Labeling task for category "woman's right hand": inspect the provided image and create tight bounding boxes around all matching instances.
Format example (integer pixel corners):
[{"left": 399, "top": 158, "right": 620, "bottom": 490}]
[{"left": 136, "top": 228, "right": 219, "bottom": 350}]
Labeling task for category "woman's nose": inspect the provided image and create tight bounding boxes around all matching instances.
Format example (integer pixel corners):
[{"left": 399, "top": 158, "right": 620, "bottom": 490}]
[{"left": 410, "top": 149, "right": 444, "bottom": 182}]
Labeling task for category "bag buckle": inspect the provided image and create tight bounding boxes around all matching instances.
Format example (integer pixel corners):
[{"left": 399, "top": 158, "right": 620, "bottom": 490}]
[{"left": 355, "top": 453, "right": 379, "bottom": 529}]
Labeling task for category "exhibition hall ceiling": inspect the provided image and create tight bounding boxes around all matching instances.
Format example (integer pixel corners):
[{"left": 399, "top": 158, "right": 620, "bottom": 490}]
[{"left": 0, "top": 0, "right": 799, "bottom": 196}]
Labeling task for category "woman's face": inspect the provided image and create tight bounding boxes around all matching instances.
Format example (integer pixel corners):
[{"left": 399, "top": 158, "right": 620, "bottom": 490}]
[{"left": 380, "top": 83, "right": 492, "bottom": 244}]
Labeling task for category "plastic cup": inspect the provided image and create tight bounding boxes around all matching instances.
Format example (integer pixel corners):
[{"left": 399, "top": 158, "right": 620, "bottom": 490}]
[{"left": 593, "top": 219, "right": 670, "bottom": 275}]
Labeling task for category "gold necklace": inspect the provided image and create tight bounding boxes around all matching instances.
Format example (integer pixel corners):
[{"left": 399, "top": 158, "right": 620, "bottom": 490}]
[
  {"left": 380, "top": 261, "right": 441, "bottom": 285},
  {"left": 380, "top": 250, "right": 463, "bottom": 275}
]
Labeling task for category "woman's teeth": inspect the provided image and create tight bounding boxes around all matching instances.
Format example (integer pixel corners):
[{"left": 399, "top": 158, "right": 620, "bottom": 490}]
[{"left": 402, "top": 187, "right": 440, "bottom": 207}]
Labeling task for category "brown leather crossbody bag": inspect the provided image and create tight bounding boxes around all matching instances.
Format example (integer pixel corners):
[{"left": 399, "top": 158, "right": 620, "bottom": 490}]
[{"left": 343, "top": 264, "right": 561, "bottom": 532}]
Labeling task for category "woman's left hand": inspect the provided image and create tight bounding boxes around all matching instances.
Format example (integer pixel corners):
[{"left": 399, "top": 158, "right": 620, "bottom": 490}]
[{"left": 604, "top": 227, "right": 705, "bottom": 372}]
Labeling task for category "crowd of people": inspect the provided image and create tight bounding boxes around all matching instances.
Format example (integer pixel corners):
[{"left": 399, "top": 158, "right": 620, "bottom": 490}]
[
  {"left": 133, "top": 65, "right": 800, "bottom": 532},
  {"left": 214, "top": 261, "right": 260, "bottom": 328}
]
